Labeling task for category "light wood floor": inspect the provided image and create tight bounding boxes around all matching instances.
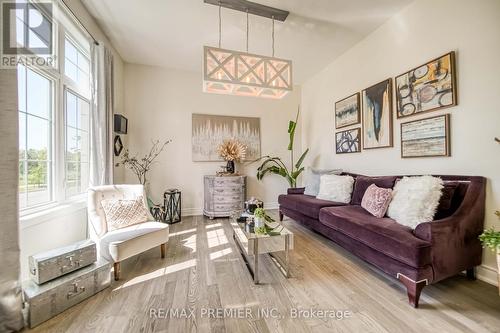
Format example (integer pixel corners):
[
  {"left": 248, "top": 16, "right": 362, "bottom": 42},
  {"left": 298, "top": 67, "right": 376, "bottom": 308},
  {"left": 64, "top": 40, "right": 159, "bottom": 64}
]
[{"left": 27, "top": 212, "right": 500, "bottom": 333}]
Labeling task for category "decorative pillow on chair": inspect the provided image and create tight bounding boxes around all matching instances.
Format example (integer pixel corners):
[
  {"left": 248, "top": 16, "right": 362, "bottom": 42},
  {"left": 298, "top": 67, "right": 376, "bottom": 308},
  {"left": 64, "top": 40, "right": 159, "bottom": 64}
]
[
  {"left": 387, "top": 176, "right": 444, "bottom": 228},
  {"left": 316, "top": 174, "right": 354, "bottom": 203},
  {"left": 304, "top": 168, "right": 342, "bottom": 196},
  {"left": 101, "top": 196, "right": 150, "bottom": 232},
  {"left": 361, "top": 184, "right": 393, "bottom": 218}
]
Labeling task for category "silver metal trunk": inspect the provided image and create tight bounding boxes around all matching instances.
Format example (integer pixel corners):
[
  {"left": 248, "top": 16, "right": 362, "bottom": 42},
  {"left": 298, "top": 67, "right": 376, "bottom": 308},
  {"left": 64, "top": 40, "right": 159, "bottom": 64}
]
[
  {"left": 29, "top": 240, "right": 97, "bottom": 284},
  {"left": 23, "top": 259, "right": 111, "bottom": 328}
]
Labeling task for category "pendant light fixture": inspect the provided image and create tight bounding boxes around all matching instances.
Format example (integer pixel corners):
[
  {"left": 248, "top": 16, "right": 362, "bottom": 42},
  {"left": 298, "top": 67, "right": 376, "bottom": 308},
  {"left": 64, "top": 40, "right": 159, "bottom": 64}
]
[{"left": 203, "top": 0, "right": 293, "bottom": 99}]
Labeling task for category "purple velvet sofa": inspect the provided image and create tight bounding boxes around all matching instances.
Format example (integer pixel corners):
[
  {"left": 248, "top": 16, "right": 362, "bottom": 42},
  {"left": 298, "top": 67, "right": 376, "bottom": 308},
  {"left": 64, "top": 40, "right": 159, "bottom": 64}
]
[{"left": 278, "top": 173, "right": 486, "bottom": 308}]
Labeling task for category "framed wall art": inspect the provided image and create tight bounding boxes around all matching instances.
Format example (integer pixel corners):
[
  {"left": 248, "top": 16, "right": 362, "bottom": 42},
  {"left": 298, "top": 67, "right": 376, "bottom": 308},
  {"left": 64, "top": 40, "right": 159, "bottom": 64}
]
[
  {"left": 192, "top": 114, "right": 261, "bottom": 161},
  {"left": 362, "top": 78, "right": 393, "bottom": 149},
  {"left": 335, "top": 93, "right": 360, "bottom": 129},
  {"left": 400, "top": 114, "right": 450, "bottom": 158},
  {"left": 395, "top": 52, "right": 457, "bottom": 118},
  {"left": 335, "top": 128, "right": 361, "bottom": 154}
]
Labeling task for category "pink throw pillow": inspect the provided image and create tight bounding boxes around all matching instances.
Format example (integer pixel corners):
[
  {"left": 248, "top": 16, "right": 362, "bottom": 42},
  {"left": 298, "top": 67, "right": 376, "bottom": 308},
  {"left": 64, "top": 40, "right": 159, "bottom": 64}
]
[{"left": 361, "top": 184, "right": 393, "bottom": 218}]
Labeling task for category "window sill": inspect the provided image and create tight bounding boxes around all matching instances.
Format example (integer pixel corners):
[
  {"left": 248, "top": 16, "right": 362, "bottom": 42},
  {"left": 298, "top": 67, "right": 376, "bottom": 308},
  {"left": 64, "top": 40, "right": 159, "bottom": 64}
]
[{"left": 20, "top": 198, "right": 87, "bottom": 230}]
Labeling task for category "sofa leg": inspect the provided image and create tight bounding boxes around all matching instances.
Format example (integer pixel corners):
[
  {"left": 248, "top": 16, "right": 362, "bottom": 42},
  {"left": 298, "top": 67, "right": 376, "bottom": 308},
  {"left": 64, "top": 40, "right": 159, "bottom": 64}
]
[
  {"left": 161, "top": 243, "right": 166, "bottom": 259},
  {"left": 397, "top": 274, "right": 427, "bottom": 308},
  {"left": 466, "top": 267, "right": 476, "bottom": 280},
  {"left": 279, "top": 210, "right": 284, "bottom": 222},
  {"left": 114, "top": 262, "right": 121, "bottom": 281}
]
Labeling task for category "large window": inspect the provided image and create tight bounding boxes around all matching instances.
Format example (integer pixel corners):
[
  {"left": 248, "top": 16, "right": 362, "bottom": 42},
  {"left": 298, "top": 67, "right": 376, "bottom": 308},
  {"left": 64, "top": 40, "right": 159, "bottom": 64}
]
[
  {"left": 18, "top": 65, "right": 54, "bottom": 209},
  {"left": 18, "top": 10, "right": 92, "bottom": 213},
  {"left": 65, "top": 90, "right": 90, "bottom": 197}
]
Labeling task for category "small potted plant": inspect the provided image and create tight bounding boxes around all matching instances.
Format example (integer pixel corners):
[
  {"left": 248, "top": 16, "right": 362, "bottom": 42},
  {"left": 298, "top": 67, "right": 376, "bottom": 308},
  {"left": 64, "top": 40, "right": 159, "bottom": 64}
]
[
  {"left": 253, "top": 208, "right": 266, "bottom": 229},
  {"left": 479, "top": 210, "right": 500, "bottom": 295}
]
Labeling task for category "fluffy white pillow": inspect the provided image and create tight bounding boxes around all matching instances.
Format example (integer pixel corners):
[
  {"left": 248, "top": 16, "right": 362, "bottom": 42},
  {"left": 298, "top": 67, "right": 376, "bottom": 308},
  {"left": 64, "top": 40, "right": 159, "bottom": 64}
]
[
  {"left": 316, "top": 174, "right": 354, "bottom": 203},
  {"left": 387, "top": 176, "right": 444, "bottom": 228},
  {"left": 304, "top": 167, "right": 343, "bottom": 196}
]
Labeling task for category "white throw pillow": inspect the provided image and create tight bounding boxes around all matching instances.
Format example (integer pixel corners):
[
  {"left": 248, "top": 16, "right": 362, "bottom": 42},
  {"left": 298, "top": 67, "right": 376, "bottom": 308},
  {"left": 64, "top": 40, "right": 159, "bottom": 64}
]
[
  {"left": 304, "top": 168, "right": 342, "bottom": 196},
  {"left": 101, "top": 196, "right": 150, "bottom": 232},
  {"left": 387, "top": 176, "right": 444, "bottom": 228},
  {"left": 316, "top": 174, "right": 354, "bottom": 203}
]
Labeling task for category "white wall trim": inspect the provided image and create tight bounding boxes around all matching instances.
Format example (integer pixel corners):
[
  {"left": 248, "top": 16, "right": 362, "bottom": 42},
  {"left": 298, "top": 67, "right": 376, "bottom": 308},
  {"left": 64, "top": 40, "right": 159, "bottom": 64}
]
[{"left": 477, "top": 265, "right": 498, "bottom": 287}]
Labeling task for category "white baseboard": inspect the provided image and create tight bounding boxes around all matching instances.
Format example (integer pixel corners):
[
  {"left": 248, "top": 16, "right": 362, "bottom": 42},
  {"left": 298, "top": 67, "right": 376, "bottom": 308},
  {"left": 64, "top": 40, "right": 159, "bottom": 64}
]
[
  {"left": 477, "top": 265, "right": 498, "bottom": 286},
  {"left": 182, "top": 207, "right": 203, "bottom": 217}
]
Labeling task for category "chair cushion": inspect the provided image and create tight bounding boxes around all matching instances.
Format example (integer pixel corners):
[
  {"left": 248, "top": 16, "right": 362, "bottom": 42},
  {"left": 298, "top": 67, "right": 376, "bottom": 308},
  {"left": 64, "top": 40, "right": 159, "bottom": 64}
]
[
  {"left": 318, "top": 206, "right": 431, "bottom": 268},
  {"left": 99, "top": 221, "right": 169, "bottom": 262},
  {"left": 278, "top": 194, "right": 346, "bottom": 219},
  {"left": 351, "top": 175, "right": 397, "bottom": 205}
]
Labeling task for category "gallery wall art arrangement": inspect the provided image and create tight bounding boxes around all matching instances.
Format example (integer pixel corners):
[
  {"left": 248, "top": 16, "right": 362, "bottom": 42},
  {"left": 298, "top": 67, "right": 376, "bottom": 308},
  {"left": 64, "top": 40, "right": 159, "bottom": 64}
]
[
  {"left": 400, "top": 114, "right": 450, "bottom": 158},
  {"left": 333, "top": 51, "right": 457, "bottom": 158},
  {"left": 335, "top": 128, "right": 361, "bottom": 154},
  {"left": 362, "top": 79, "right": 393, "bottom": 149},
  {"left": 192, "top": 114, "right": 261, "bottom": 162},
  {"left": 335, "top": 93, "right": 360, "bottom": 129},
  {"left": 395, "top": 52, "right": 456, "bottom": 118}
]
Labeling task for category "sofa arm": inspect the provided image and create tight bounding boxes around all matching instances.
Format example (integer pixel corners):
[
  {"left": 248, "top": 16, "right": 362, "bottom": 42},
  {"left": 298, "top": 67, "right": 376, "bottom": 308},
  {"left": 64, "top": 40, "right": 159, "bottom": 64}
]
[
  {"left": 413, "top": 176, "right": 486, "bottom": 282},
  {"left": 287, "top": 187, "right": 305, "bottom": 195}
]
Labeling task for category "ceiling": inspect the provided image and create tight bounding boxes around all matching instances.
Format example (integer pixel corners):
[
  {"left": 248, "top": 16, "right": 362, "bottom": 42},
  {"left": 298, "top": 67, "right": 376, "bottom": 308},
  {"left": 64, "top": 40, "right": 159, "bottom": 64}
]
[{"left": 82, "top": 0, "right": 413, "bottom": 84}]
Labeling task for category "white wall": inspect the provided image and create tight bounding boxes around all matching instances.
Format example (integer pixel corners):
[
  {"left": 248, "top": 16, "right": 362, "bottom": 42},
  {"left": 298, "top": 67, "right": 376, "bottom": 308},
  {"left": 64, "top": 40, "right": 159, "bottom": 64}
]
[
  {"left": 18, "top": 0, "right": 125, "bottom": 280},
  {"left": 122, "top": 64, "right": 301, "bottom": 215},
  {"left": 301, "top": 0, "right": 500, "bottom": 285}
]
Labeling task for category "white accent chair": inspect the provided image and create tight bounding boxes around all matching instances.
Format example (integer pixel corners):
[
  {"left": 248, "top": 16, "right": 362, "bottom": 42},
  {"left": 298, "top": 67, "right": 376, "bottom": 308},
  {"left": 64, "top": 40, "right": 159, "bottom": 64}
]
[{"left": 88, "top": 185, "right": 169, "bottom": 280}]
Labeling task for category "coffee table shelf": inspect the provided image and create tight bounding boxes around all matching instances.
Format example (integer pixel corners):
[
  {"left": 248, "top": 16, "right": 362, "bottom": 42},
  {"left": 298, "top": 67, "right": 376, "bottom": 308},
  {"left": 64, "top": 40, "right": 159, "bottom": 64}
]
[{"left": 231, "top": 216, "right": 293, "bottom": 284}]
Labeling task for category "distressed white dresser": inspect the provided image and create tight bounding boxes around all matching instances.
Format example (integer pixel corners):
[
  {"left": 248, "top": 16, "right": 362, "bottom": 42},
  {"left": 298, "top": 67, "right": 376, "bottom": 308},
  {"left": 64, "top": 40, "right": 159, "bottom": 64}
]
[{"left": 204, "top": 175, "right": 246, "bottom": 219}]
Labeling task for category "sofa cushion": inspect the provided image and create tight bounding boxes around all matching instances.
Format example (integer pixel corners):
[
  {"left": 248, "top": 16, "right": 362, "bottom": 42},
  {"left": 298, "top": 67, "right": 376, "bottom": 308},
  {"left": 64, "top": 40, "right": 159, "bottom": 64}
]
[
  {"left": 304, "top": 168, "right": 343, "bottom": 196},
  {"left": 351, "top": 175, "right": 398, "bottom": 205},
  {"left": 319, "top": 206, "right": 432, "bottom": 268},
  {"left": 278, "top": 194, "right": 346, "bottom": 219},
  {"left": 317, "top": 174, "right": 355, "bottom": 203},
  {"left": 387, "top": 176, "right": 444, "bottom": 228}
]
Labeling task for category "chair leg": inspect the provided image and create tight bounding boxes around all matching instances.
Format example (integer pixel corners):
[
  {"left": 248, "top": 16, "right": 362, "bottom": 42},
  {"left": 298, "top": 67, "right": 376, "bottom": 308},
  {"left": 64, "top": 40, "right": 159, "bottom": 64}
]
[
  {"left": 397, "top": 274, "right": 427, "bottom": 308},
  {"left": 161, "top": 243, "right": 166, "bottom": 259},
  {"left": 279, "top": 210, "right": 284, "bottom": 222},
  {"left": 113, "top": 262, "right": 121, "bottom": 281}
]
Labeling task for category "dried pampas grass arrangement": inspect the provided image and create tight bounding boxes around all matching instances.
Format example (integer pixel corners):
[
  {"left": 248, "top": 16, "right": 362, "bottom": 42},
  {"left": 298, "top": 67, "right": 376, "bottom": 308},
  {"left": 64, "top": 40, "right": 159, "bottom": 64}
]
[{"left": 217, "top": 139, "right": 247, "bottom": 162}]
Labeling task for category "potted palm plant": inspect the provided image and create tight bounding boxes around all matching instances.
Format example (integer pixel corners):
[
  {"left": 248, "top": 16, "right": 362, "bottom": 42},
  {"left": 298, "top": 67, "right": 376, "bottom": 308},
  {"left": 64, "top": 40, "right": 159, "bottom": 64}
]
[
  {"left": 256, "top": 107, "right": 309, "bottom": 188},
  {"left": 479, "top": 210, "right": 500, "bottom": 295}
]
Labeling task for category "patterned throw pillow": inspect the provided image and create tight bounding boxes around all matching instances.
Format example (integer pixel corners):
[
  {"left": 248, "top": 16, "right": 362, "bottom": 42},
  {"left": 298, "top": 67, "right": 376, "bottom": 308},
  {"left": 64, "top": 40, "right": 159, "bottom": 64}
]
[
  {"left": 101, "top": 196, "right": 150, "bottom": 232},
  {"left": 361, "top": 184, "right": 393, "bottom": 218}
]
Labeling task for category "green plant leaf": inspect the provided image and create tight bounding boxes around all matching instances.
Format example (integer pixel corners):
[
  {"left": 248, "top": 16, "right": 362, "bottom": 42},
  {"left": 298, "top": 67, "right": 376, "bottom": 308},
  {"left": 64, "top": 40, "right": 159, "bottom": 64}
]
[
  {"left": 295, "top": 148, "right": 309, "bottom": 169},
  {"left": 287, "top": 120, "right": 296, "bottom": 151},
  {"left": 291, "top": 167, "right": 305, "bottom": 180}
]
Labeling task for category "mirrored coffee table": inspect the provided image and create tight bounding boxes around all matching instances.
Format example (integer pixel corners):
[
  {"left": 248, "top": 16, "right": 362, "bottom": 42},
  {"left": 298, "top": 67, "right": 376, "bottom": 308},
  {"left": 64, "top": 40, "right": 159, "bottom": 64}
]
[{"left": 231, "top": 213, "right": 294, "bottom": 284}]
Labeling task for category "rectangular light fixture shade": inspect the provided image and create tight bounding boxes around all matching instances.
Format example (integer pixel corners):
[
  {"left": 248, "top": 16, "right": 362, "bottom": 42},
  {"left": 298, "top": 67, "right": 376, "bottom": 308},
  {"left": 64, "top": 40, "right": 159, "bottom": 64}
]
[{"left": 203, "top": 46, "right": 293, "bottom": 99}]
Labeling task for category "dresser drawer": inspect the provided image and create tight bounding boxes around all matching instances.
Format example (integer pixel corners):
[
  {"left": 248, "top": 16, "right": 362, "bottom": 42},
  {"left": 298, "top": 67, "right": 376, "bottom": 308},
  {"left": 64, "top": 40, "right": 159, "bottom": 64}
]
[
  {"left": 213, "top": 177, "right": 245, "bottom": 187},
  {"left": 212, "top": 186, "right": 243, "bottom": 195},
  {"left": 213, "top": 203, "right": 244, "bottom": 212},
  {"left": 213, "top": 194, "right": 243, "bottom": 203}
]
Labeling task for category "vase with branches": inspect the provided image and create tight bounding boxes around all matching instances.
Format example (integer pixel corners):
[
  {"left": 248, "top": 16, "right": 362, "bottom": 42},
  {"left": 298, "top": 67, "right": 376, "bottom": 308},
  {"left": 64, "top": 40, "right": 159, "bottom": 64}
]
[
  {"left": 255, "top": 107, "right": 309, "bottom": 188},
  {"left": 120, "top": 139, "right": 171, "bottom": 186}
]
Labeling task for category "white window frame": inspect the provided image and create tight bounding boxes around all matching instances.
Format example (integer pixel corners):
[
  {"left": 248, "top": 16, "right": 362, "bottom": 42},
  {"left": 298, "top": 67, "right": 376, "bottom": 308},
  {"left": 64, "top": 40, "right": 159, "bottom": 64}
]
[{"left": 19, "top": 3, "right": 92, "bottom": 217}]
